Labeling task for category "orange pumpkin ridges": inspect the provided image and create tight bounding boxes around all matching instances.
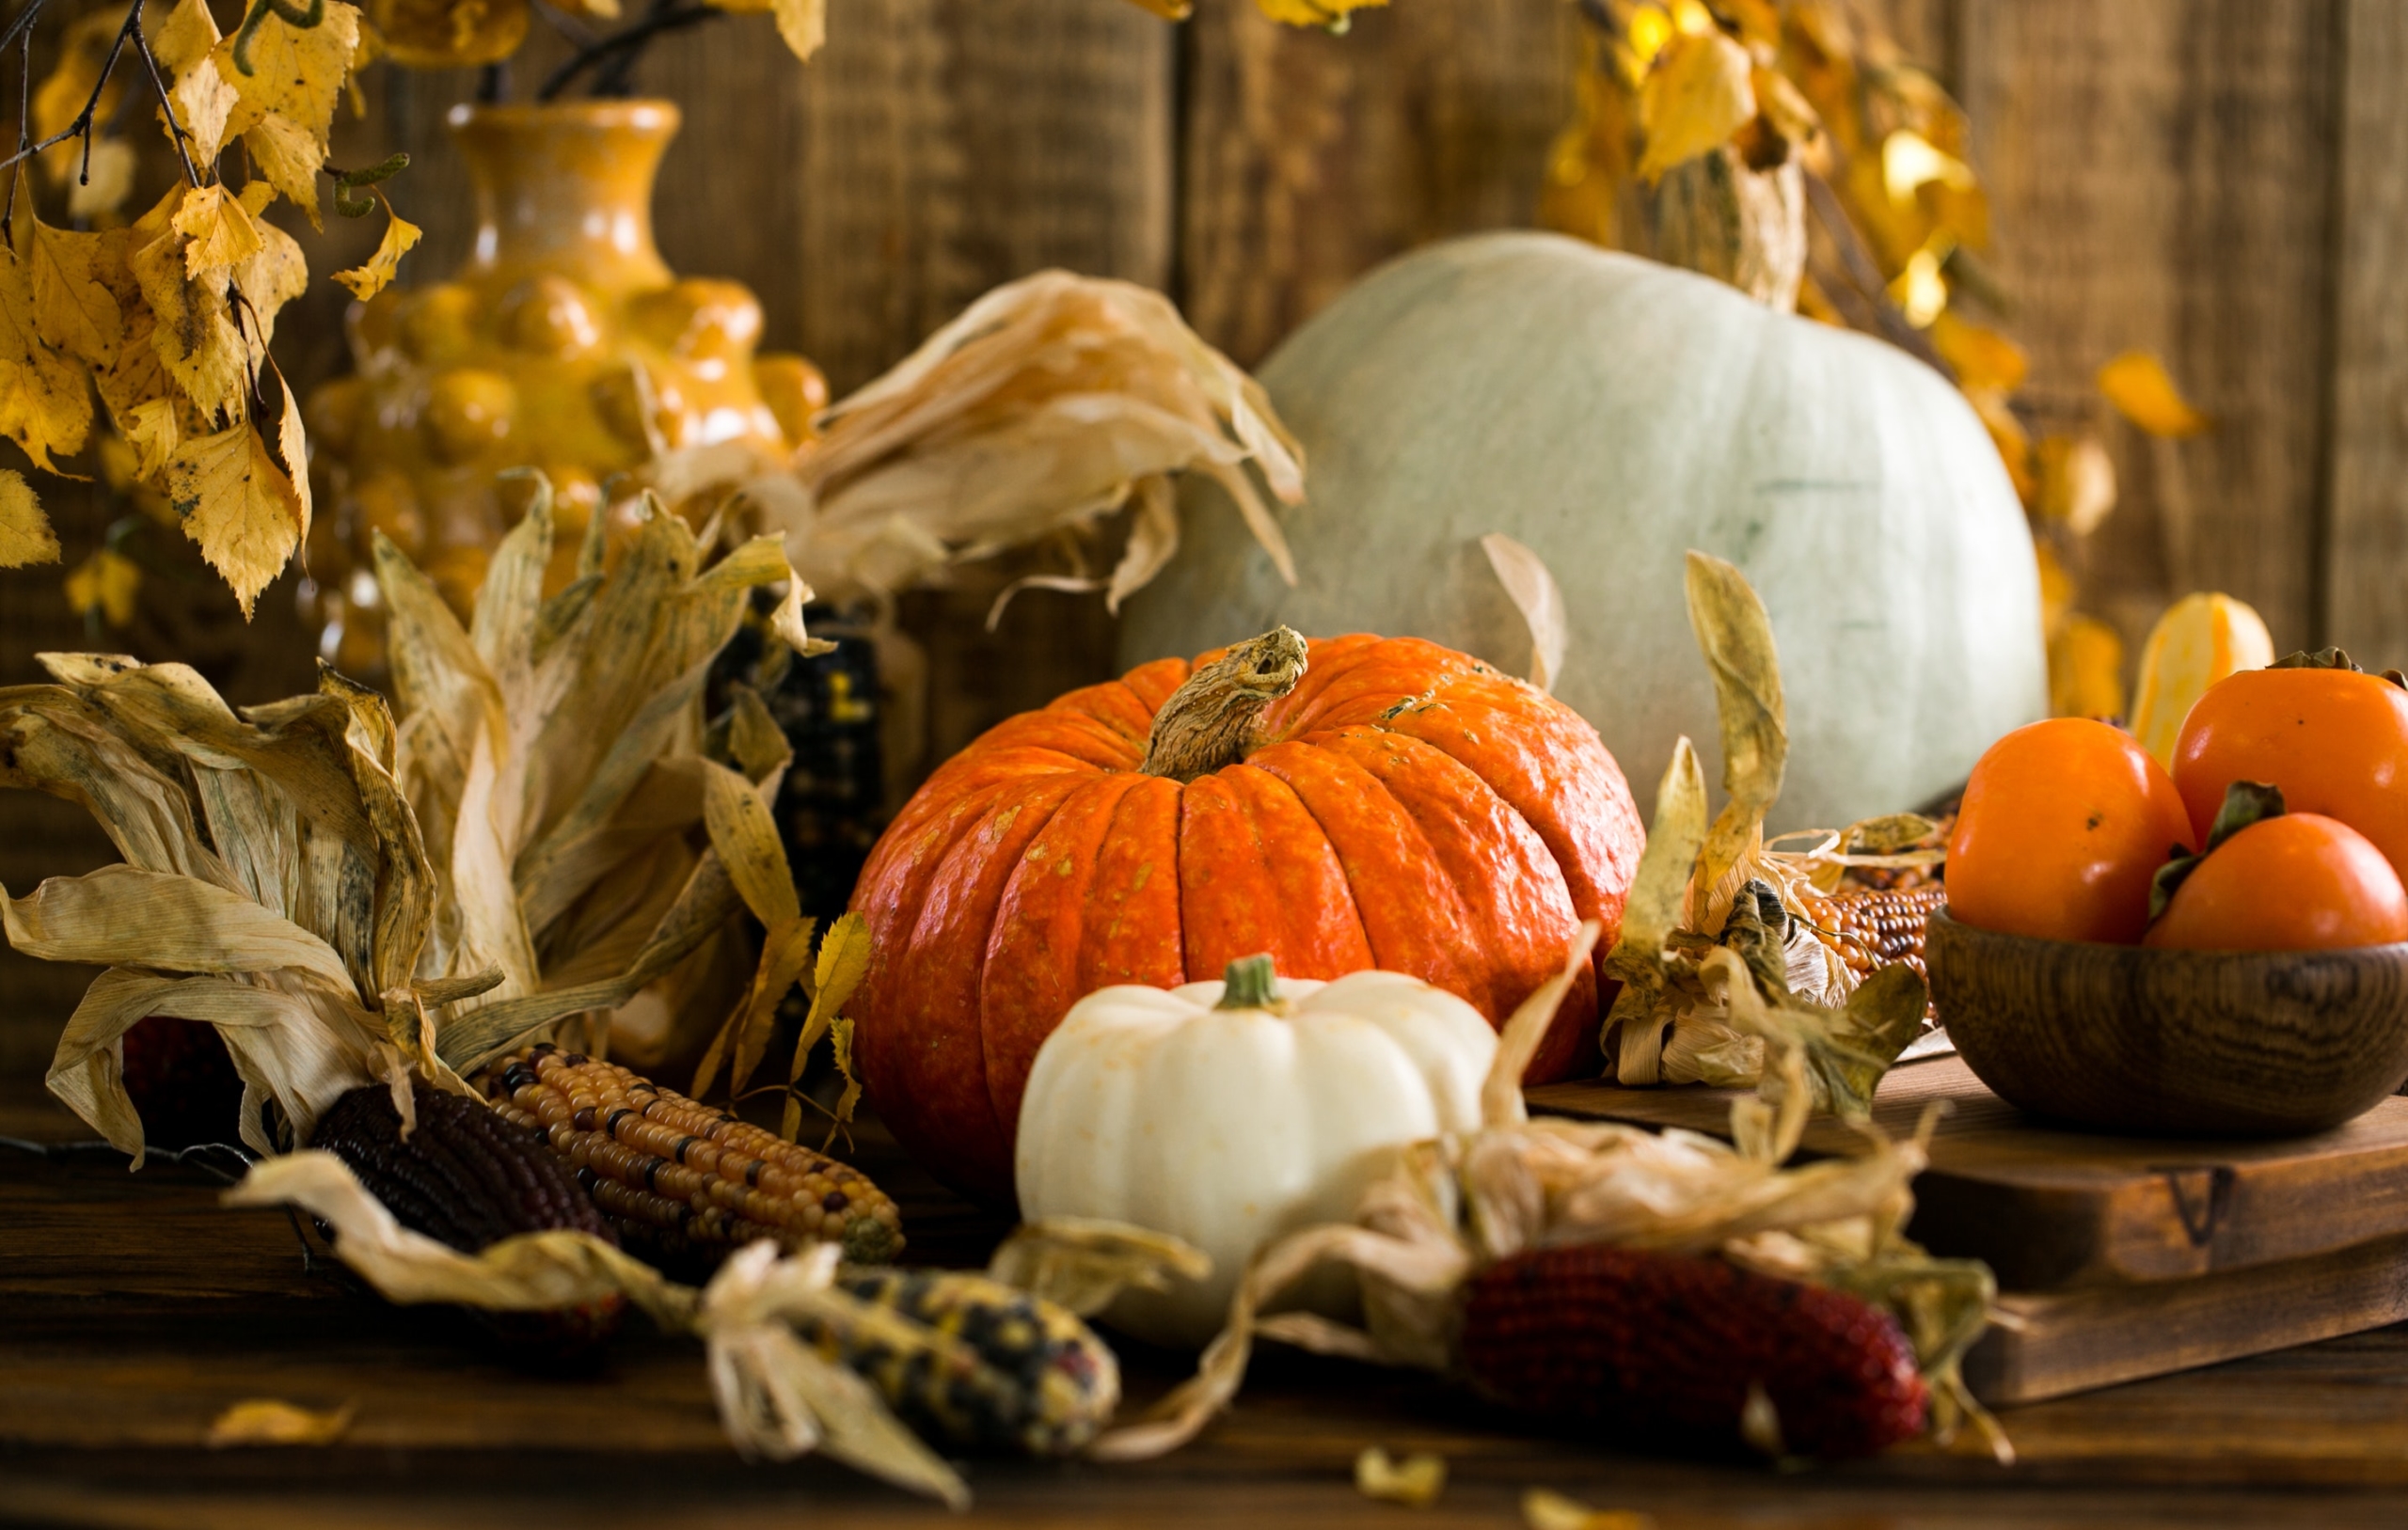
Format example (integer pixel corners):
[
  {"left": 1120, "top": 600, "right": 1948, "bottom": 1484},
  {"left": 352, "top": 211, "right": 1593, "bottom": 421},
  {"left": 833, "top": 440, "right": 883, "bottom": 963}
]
[{"left": 849, "top": 629, "right": 1645, "bottom": 1204}]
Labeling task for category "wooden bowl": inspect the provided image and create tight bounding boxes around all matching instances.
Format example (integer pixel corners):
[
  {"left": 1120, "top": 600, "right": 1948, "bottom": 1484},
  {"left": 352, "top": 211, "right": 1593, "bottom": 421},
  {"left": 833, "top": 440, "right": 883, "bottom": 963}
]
[{"left": 1925, "top": 908, "right": 2408, "bottom": 1137}]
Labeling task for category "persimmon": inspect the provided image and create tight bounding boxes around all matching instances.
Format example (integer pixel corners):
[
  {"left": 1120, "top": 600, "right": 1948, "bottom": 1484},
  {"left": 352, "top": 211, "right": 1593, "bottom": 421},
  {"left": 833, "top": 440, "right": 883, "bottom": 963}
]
[
  {"left": 1946, "top": 718, "right": 2196, "bottom": 944},
  {"left": 2171, "top": 663, "right": 2408, "bottom": 881},
  {"left": 2146, "top": 812, "right": 2408, "bottom": 952}
]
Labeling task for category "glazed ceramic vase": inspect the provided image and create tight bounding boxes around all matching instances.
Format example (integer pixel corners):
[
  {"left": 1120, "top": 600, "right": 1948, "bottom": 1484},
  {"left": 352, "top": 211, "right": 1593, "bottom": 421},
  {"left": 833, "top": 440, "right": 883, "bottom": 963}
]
[{"left": 304, "top": 100, "right": 823, "bottom": 671}]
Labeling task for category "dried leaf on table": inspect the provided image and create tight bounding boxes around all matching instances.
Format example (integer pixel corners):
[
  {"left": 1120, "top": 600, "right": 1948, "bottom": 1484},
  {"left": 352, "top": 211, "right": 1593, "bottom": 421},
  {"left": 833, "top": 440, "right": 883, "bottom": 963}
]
[
  {"left": 1523, "top": 1489, "right": 1656, "bottom": 1530},
  {"left": 205, "top": 1398, "right": 355, "bottom": 1448},
  {"left": 1356, "top": 1446, "right": 1447, "bottom": 1507}
]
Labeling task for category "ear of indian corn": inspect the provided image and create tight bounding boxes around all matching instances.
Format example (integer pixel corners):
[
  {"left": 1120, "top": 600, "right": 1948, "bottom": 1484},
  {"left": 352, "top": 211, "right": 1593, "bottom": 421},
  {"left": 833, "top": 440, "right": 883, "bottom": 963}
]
[
  {"left": 476, "top": 1045, "right": 903, "bottom": 1273},
  {"left": 1457, "top": 1244, "right": 1927, "bottom": 1460},
  {"left": 309, "top": 1077, "right": 626, "bottom": 1357},
  {"left": 1797, "top": 883, "right": 1949, "bottom": 993},
  {"left": 804, "top": 1268, "right": 1120, "bottom": 1458}
]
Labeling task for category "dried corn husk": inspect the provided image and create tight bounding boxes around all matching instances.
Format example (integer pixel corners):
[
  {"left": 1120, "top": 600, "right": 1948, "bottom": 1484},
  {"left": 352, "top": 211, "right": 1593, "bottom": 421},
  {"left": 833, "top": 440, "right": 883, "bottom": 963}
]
[
  {"left": 224, "top": 1152, "right": 967, "bottom": 1505},
  {"left": 647, "top": 272, "right": 1303, "bottom": 621},
  {"left": 1602, "top": 552, "right": 1940, "bottom": 1096},
  {"left": 1092, "top": 925, "right": 2004, "bottom": 1465},
  {"left": 375, "top": 484, "right": 843, "bottom": 1085}
]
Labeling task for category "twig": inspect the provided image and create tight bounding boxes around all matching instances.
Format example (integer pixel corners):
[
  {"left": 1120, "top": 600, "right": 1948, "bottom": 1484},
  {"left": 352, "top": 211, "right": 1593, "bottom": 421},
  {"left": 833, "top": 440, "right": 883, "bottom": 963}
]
[
  {"left": 537, "top": 0, "right": 719, "bottom": 101},
  {"left": 127, "top": 0, "right": 201, "bottom": 187},
  {"left": 0, "top": 0, "right": 142, "bottom": 178},
  {"left": 1802, "top": 166, "right": 1953, "bottom": 381}
]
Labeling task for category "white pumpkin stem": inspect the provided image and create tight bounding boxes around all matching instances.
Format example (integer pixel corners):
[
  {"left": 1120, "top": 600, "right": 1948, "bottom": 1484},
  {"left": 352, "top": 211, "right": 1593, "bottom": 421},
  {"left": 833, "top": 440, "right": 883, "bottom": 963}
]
[
  {"left": 1216, "top": 954, "right": 1279, "bottom": 1010},
  {"left": 1139, "top": 627, "right": 1308, "bottom": 782}
]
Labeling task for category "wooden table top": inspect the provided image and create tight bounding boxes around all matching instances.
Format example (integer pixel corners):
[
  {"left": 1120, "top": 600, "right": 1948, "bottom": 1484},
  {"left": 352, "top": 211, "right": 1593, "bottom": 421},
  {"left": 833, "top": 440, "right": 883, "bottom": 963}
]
[{"left": 12, "top": 1081, "right": 2408, "bottom": 1529}]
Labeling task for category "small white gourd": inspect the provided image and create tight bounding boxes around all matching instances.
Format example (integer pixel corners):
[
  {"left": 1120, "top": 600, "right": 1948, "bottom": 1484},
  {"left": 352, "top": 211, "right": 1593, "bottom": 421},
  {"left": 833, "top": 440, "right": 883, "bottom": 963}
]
[{"left": 1013, "top": 954, "right": 1497, "bottom": 1349}]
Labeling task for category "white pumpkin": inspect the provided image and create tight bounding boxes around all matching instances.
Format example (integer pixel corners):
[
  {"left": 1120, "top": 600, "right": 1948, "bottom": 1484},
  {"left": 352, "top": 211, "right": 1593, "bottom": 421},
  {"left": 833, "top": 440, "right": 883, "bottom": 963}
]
[
  {"left": 1014, "top": 955, "right": 1496, "bottom": 1349},
  {"left": 1120, "top": 231, "right": 2048, "bottom": 831}
]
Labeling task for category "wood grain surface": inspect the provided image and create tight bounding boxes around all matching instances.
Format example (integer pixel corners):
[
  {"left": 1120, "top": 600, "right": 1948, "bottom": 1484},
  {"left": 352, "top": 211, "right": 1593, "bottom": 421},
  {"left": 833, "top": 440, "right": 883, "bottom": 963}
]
[
  {"left": 1529, "top": 1055, "right": 2408, "bottom": 1291},
  {"left": 18, "top": 1081, "right": 2408, "bottom": 1529},
  {"left": 1927, "top": 909, "right": 2408, "bottom": 1137}
]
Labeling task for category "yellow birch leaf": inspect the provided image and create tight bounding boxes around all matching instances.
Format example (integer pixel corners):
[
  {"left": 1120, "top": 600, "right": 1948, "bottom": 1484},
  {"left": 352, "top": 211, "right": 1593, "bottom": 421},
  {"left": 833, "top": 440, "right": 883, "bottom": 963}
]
[
  {"left": 130, "top": 209, "right": 251, "bottom": 423},
  {"left": 276, "top": 373, "right": 313, "bottom": 551},
  {"left": 1254, "top": 0, "right": 1386, "bottom": 24},
  {"left": 173, "top": 44, "right": 246, "bottom": 163},
  {"left": 1930, "top": 311, "right": 2025, "bottom": 394},
  {"left": 236, "top": 215, "right": 309, "bottom": 356},
  {"left": 124, "top": 398, "right": 183, "bottom": 481},
  {"left": 2035, "top": 541, "right": 2073, "bottom": 638},
  {"left": 246, "top": 113, "right": 326, "bottom": 228},
  {"left": 173, "top": 185, "right": 267, "bottom": 279},
  {"left": 331, "top": 211, "right": 421, "bottom": 302},
  {"left": 2036, "top": 434, "right": 2116, "bottom": 537},
  {"left": 27, "top": 219, "right": 123, "bottom": 369},
  {"left": 215, "top": 2, "right": 362, "bottom": 148},
  {"left": 2098, "top": 351, "right": 2210, "bottom": 438},
  {"left": 367, "top": 0, "right": 531, "bottom": 69},
  {"left": 204, "top": 1398, "right": 354, "bottom": 1447},
  {"left": 1638, "top": 29, "right": 1754, "bottom": 182},
  {"left": 0, "top": 471, "right": 61, "bottom": 568},
  {"left": 0, "top": 253, "right": 95, "bottom": 473},
  {"left": 66, "top": 547, "right": 143, "bottom": 626},
  {"left": 166, "top": 422, "right": 306, "bottom": 618},
  {"left": 67, "top": 139, "right": 137, "bottom": 220},
  {"left": 155, "top": 0, "right": 227, "bottom": 76},
  {"left": 33, "top": 13, "right": 125, "bottom": 186},
  {"left": 769, "top": 0, "right": 826, "bottom": 60}
]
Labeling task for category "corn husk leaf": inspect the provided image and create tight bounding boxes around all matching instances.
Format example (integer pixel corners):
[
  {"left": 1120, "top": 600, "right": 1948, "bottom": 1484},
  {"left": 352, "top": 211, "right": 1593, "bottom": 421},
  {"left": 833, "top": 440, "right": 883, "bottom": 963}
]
[
  {"left": 987, "top": 1218, "right": 1214, "bottom": 1319},
  {"left": 664, "top": 273, "right": 1302, "bottom": 615}
]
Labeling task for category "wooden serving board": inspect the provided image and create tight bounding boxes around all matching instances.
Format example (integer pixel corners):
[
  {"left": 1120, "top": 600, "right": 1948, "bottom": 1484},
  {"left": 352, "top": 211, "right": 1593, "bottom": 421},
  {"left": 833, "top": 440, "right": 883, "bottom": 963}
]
[
  {"left": 1528, "top": 1057, "right": 2408, "bottom": 1290},
  {"left": 1526, "top": 1058, "right": 2408, "bottom": 1404}
]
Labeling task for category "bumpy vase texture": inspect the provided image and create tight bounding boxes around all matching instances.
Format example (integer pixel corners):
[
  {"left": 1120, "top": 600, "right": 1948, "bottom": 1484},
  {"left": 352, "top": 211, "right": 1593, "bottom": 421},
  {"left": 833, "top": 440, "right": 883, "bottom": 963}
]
[{"left": 303, "top": 100, "right": 822, "bottom": 670}]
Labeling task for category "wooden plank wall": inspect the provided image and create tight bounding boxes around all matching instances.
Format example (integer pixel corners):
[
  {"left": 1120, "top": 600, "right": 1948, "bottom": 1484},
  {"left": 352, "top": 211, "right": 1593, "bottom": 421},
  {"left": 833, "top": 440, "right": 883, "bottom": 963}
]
[{"left": 7, "top": 0, "right": 2408, "bottom": 1051}]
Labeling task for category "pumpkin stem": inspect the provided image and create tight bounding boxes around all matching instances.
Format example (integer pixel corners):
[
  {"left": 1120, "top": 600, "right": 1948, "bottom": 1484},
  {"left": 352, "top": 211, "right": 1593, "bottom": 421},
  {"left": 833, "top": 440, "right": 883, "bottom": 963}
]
[
  {"left": 1139, "top": 627, "right": 1308, "bottom": 782},
  {"left": 1217, "top": 954, "right": 1280, "bottom": 1010}
]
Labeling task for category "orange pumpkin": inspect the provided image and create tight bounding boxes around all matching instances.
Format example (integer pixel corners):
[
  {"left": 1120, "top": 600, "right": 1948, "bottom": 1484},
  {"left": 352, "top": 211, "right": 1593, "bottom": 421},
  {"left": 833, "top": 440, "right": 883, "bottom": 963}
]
[{"left": 848, "top": 628, "right": 1646, "bottom": 1202}]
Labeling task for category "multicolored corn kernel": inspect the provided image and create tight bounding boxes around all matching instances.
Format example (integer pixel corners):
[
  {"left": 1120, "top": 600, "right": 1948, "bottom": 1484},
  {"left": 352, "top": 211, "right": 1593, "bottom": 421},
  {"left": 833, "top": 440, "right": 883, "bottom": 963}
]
[{"left": 475, "top": 1045, "right": 903, "bottom": 1274}]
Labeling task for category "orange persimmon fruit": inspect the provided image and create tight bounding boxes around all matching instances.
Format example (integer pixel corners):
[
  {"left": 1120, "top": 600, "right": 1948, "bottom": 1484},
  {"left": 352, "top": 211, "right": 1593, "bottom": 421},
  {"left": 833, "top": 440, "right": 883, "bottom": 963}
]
[
  {"left": 2146, "top": 812, "right": 2408, "bottom": 952},
  {"left": 2171, "top": 665, "right": 2408, "bottom": 883},
  {"left": 1946, "top": 718, "right": 2197, "bottom": 944}
]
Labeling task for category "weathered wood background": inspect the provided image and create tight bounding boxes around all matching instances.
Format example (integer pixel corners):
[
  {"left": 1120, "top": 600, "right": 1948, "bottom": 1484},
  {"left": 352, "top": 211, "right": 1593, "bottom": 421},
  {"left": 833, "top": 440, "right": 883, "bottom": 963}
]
[{"left": 3, "top": 0, "right": 2400, "bottom": 1051}]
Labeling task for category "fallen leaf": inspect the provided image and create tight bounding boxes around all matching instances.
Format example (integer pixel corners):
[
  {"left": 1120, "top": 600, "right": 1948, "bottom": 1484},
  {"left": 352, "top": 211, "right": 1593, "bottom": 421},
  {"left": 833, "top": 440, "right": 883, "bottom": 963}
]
[
  {"left": 331, "top": 210, "right": 421, "bottom": 301},
  {"left": 166, "top": 422, "right": 307, "bottom": 618},
  {"left": 204, "top": 1398, "right": 355, "bottom": 1447},
  {"left": 0, "top": 471, "right": 61, "bottom": 568},
  {"left": 1638, "top": 28, "right": 1754, "bottom": 182},
  {"left": 1355, "top": 1446, "right": 1446, "bottom": 1507},
  {"left": 66, "top": 547, "right": 143, "bottom": 626},
  {"left": 1522, "top": 1488, "right": 1657, "bottom": 1530},
  {"left": 2098, "top": 351, "right": 2210, "bottom": 438}
]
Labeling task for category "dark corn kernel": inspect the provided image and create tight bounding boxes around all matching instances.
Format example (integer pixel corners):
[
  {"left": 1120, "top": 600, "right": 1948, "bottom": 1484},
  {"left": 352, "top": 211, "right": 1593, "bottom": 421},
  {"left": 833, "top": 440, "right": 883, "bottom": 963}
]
[
  {"left": 1459, "top": 1244, "right": 1926, "bottom": 1460},
  {"left": 800, "top": 1268, "right": 1117, "bottom": 1459},
  {"left": 471, "top": 1048, "right": 904, "bottom": 1278},
  {"left": 308, "top": 1077, "right": 624, "bottom": 1358},
  {"left": 1798, "top": 883, "right": 1948, "bottom": 1017}
]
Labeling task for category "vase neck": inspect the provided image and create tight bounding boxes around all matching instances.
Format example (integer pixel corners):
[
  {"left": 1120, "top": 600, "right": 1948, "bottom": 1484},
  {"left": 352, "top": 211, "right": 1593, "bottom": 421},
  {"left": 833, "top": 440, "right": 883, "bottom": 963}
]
[{"left": 447, "top": 101, "right": 677, "bottom": 295}]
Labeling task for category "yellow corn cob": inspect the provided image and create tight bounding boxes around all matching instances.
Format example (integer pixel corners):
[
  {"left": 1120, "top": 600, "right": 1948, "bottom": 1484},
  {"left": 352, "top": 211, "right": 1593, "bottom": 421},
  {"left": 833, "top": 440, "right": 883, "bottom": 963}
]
[
  {"left": 476, "top": 1045, "right": 903, "bottom": 1270},
  {"left": 1797, "top": 883, "right": 1950, "bottom": 989}
]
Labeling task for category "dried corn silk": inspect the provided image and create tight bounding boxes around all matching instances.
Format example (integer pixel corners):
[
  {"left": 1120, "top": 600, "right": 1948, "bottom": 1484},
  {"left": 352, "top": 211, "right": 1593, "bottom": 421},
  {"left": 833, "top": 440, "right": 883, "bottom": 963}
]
[{"left": 1093, "top": 923, "right": 2004, "bottom": 1466}]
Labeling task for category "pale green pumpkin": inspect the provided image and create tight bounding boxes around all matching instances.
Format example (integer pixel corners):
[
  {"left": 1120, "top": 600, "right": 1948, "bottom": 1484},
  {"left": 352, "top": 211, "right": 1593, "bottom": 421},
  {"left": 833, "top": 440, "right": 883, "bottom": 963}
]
[{"left": 1120, "top": 232, "right": 2047, "bottom": 830}]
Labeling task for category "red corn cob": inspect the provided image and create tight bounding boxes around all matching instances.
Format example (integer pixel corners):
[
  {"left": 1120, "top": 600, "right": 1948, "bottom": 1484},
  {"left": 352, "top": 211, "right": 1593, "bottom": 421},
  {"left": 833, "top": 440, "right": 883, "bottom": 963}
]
[
  {"left": 1457, "top": 1245, "right": 1927, "bottom": 1460},
  {"left": 120, "top": 1017, "right": 246, "bottom": 1151}
]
